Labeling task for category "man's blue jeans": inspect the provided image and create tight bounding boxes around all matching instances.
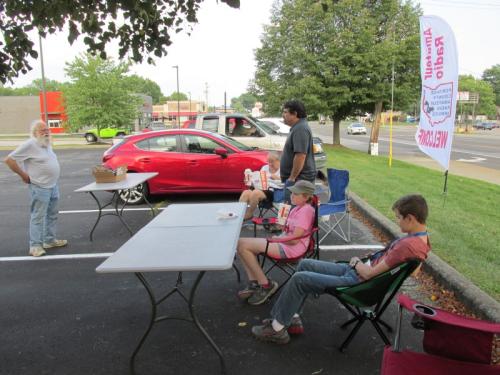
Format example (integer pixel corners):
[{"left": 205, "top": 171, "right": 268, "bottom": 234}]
[
  {"left": 29, "top": 184, "right": 60, "bottom": 247},
  {"left": 271, "top": 259, "right": 360, "bottom": 326}
]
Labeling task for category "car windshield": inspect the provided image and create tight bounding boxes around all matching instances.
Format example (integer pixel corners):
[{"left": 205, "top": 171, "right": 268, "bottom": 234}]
[
  {"left": 256, "top": 120, "right": 280, "bottom": 135},
  {"left": 353, "top": 123, "right": 364, "bottom": 127},
  {"left": 212, "top": 132, "right": 254, "bottom": 151}
]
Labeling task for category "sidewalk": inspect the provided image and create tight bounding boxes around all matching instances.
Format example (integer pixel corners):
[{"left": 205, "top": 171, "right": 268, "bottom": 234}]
[{"left": 398, "top": 155, "right": 500, "bottom": 186}]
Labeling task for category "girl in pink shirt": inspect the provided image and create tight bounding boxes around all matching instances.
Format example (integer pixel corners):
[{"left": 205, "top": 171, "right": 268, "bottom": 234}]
[{"left": 236, "top": 180, "right": 316, "bottom": 306}]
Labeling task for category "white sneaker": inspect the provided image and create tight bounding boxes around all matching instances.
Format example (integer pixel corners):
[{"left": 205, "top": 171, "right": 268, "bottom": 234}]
[
  {"left": 43, "top": 239, "right": 68, "bottom": 249},
  {"left": 29, "top": 246, "right": 46, "bottom": 257}
]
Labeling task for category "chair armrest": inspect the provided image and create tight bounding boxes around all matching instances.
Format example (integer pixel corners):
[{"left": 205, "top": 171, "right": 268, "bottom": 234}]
[{"left": 267, "top": 228, "right": 318, "bottom": 243}]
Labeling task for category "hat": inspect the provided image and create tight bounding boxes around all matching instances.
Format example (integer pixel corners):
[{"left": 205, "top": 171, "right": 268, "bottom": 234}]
[{"left": 287, "top": 180, "right": 315, "bottom": 195}]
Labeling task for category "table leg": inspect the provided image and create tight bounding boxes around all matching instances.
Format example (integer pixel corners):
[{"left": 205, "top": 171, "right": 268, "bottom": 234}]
[
  {"left": 113, "top": 191, "right": 133, "bottom": 235},
  {"left": 142, "top": 193, "right": 157, "bottom": 217},
  {"left": 130, "top": 273, "right": 157, "bottom": 375},
  {"left": 130, "top": 271, "right": 227, "bottom": 375},
  {"left": 88, "top": 191, "right": 133, "bottom": 241},
  {"left": 188, "top": 271, "right": 227, "bottom": 374},
  {"left": 88, "top": 192, "right": 103, "bottom": 242}
]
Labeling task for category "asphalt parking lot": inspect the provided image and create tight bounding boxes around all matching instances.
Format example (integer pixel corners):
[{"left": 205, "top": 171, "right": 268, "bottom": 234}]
[{"left": 0, "top": 148, "right": 423, "bottom": 375}]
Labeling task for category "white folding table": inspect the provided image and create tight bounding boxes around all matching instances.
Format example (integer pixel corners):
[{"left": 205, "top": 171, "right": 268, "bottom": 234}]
[
  {"left": 96, "top": 202, "right": 246, "bottom": 375},
  {"left": 75, "top": 172, "right": 158, "bottom": 240}
]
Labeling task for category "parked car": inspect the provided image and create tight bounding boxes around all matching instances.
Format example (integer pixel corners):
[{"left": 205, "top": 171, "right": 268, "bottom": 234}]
[
  {"left": 84, "top": 127, "right": 130, "bottom": 142},
  {"left": 102, "top": 129, "right": 269, "bottom": 204},
  {"left": 258, "top": 117, "right": 290, "bottom": 134},
  {"left": 195, "top": 113, "right": 326, "bottom": 170},
  {"left": 474, "top": 122, "right": 495, "bottom": 130},
  {"left": 346, "top": 123, "right": 367, "bottom": 135},
  {"left": 141, "top": 122, "right": 166, "bottom": 132},
  {"left": 181, "top": 119, "right": 196, "bottom": 129}
]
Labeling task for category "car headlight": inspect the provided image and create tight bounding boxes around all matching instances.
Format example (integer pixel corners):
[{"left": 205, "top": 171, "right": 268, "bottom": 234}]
[{"left": 313, "top": 143, "right": 323, "bottom": 153}]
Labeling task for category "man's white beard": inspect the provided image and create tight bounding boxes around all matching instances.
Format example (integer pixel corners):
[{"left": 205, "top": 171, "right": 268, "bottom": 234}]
[{"left": 35, "top": 135, "right": 51, "bottom": 148}]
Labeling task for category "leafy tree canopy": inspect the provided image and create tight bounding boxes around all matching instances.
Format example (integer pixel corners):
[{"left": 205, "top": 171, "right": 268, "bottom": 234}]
[
  {"left": 124, "top": 74, "right": 163, "bottom": 104},
  {"left": 231, "top": 92, "right": 256, "bottom": 112},
  {"left": 63, "top": 54, "right": 141, "bottom": 133},
  {"left": 0, "top": 78, "right": 64, "bottom": 96},
  {"left": 482, "top": 64, "right": 500, "bottom": 106},
  {"left": 0, "top": 0, "right": 240, "bottom": 84},
  {"left": 458, "top": 75, "right": 496, "bottom": 117},
  {"left": 165, "top": 91, "right": 188, "bottom": 101},
  {"left": 252, "top": 0, "right": 421, "bottom": 144}
]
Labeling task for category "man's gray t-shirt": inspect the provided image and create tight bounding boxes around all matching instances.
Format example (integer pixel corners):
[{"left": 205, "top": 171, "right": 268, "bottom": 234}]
[
  {"left": 280, "top": 118, "right": 316, "bottom": 182},
  {"left": 8, "top": 138, "right": 60, "bottom": 188}
]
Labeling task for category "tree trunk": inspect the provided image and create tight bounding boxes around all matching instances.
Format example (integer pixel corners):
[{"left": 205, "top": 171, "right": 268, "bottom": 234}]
[
  {"left": 368, "top": 101, "right": 383, "bottom": 155},
  {"left": 332, "top": 118, "right": 341, "bottom": 145}
]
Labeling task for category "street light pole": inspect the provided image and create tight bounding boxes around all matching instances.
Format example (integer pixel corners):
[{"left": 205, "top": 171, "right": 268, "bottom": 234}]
[
  {"left": 173, "top": 65, "right": 180, "bottom": 128},
  {"left": 39, "top": 33, "right": 49, "bottom": 125},
  {"left": 188, "top": 91, "right": 192, "bottom": 116}
]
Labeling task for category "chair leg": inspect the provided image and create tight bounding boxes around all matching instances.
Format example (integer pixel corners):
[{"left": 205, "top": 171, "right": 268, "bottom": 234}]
[
  {"left": 370, "top": 320, "right": 391, "bottom": 345},
  {"left": 340, "top": 316, "right": 360, "bottom": 329},
  {"left": 339, "top": 318, "right": 365, "bottom": 352},
  {"left": 232, "top": 263, "right": 241, "bottom": 283},
  {"left": 377, "top": 318, "right": 393, "bottom": 332}
]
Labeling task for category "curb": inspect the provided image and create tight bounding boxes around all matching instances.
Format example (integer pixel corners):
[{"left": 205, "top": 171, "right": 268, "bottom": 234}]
[{"left": 349, "top": 191, "right": 500, "bottom": 322}]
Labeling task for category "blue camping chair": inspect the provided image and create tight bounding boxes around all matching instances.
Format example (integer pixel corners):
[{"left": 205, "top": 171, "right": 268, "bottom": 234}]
[{"left": 318, "top": 168, "right": 351, "bottom": 243}]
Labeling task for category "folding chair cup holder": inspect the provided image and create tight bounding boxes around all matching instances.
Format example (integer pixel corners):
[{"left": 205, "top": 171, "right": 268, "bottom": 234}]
[{"left": 381, "top": 294, "right": 500, "bottom": 375}]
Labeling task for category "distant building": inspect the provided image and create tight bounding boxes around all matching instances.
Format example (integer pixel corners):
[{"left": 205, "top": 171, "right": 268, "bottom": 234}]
[
  {"left": 153, "top": 100, "right": 206, "bottom": 126},
  {"left": 39, "top": 91, "right": 67, "bottom": 133},
  {"left": 0, "top": 96, "right": 40, "bottom": 134}
]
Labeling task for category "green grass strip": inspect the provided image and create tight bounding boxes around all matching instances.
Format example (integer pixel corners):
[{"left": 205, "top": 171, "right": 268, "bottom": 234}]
[{"left": 325, "top": 145, "right": 500, "bottom": 301}]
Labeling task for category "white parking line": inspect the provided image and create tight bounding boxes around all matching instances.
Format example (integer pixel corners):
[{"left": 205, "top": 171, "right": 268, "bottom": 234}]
[
  {"left": 320, "top": 245, "right": 384, "bottom": 251},
  {"left": 0, "top": 253, "right": 113, "bottom": 262},
  {"left": 59, "top": 207, "right": 164, "bottom": 214}
]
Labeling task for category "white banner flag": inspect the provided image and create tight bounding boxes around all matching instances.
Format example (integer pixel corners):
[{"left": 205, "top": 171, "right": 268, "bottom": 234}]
[{"left": 416, "top": 16, "right": 458, "bottom": 170}]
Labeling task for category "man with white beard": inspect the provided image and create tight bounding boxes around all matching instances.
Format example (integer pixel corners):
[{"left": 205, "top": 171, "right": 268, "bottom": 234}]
[{"left": 4, "top": 120, "right": 67, "bottom": 257}]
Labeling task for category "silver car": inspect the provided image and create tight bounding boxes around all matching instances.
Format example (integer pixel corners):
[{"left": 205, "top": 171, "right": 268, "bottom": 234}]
[{"left": 347, "top": 123, "right": 367, "bottom": 135}]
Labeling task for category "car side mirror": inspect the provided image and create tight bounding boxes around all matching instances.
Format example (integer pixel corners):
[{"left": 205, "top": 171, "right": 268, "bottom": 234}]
[{"left": 214, "top": 147, "right": 228, "bottom": 158}]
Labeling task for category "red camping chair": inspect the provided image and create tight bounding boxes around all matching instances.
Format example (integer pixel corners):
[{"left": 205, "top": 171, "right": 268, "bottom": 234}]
[
  {"left": 259, "top": 196, "right": 320, "bottom": 294},
  {"left": 381, "top": 294, "right": 500, "bottom": 375}
]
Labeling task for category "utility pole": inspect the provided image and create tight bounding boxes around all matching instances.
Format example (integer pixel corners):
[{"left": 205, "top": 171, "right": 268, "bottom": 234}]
[
  {"left": 224, "top": 91, "right": 227, "bottom": 113},
  {"left": 173, "top": 65, "right": 180, "bottom": 128},
  {"left": 204, "top": 82, "right": 209, "bottom": 112}
]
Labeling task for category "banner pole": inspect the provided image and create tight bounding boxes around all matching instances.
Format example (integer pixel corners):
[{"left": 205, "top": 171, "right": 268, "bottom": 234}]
[{"left": 442, "top": 170, "right": 449, "bottom": 207}]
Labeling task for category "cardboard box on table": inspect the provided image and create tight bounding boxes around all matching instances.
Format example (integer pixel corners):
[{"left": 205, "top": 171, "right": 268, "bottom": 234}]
[{"left": 92, "top": 165, "right": 127, "bottom": 183}]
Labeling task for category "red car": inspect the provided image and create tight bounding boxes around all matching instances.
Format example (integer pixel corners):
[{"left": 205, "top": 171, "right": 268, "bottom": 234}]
[{"left": 102, "top": 129, "right": 268, "bottom": 204}]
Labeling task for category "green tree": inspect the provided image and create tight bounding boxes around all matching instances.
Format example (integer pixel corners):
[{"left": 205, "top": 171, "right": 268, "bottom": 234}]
[
  {"left": 124, "top": 75, "right": 163, "bottom": 104},
  {"left": 482, "top": 64, "right": 500, "bottom": 106},
  {"left": 166, "top": 91, "right": 188, "bottom": 101},
  {"left": 0, "top": 78, "right": 64, "bottom": 96},
  {"left": 458, "top": 75, "right": 496, "bottom": 119},
  {"left": 231, "top": 92, "right": 257, "bottom": 112},
  {"left": 252, "top": 0, "right": 421, "bottom": 145},
  {"left": 0, "top": 0, "right": 240, "bottom": 84},
  {"left": 63, "top": 54, "right": 141, "bottom": 135}
]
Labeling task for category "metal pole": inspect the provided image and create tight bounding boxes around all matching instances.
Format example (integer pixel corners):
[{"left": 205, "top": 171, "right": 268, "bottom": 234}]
[
  {"left": 39, "top": 33, "right": 49, "bottom": 125},
  {"left": 224, "top": 91, "right": 227, "bottom": 113},
  {"left": 173, "top": 65, "right": 180, "bottom": 128}
]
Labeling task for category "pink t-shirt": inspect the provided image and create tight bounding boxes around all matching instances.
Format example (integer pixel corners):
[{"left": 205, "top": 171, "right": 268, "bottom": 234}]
[{"left": 280, "top": 204, "right": 315, "bottom": 258}]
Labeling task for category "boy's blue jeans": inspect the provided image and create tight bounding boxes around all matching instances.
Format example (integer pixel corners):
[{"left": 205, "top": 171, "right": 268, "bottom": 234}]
[
  {"left": 29, "top": 184, "right": 60, "bottom": 247},
  {"left": 271, "top": 259, "right": 360, "bottom": 326}
]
